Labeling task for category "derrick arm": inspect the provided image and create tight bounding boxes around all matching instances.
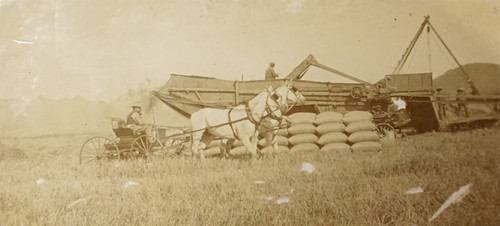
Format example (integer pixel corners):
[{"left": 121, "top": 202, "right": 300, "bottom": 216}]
[
  {"left": 285, "top": 54, "right": 370, "bottom": 85},
  {"left": 394, "top": 16, "right": 480, "bottom": 95},
  {"left": 426, "top": 22, "right": 480, "bottom": 95},
  {"left": 285, "top": 54, "right": 316, "bottom": 80},
  {"left": 393, "top": 16, "right": 430, "bottom": 74}
]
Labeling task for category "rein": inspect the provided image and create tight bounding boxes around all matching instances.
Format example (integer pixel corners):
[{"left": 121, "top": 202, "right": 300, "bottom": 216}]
[{"left": 226, "top": 90, "right": 284, "bottom": 140}]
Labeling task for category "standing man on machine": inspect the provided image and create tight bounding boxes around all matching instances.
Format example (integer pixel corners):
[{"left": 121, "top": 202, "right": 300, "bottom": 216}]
[
  {"left": 434, "top": 87, "right": 447, "bottom": 120},
  {"left": 456, "top": 88, "right": 469, "bottom": 118},
  {"left": 265, "top": 62, "right": 279, "bottom": 80}
]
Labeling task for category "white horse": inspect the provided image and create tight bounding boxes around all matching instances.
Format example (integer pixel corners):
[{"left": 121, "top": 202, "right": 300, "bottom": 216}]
[
  {"left": 190, "top": 84, "right": 289, "bottom": 160},
  {"left": 221, "top": 83, "right": 306, "bottom": 157}
]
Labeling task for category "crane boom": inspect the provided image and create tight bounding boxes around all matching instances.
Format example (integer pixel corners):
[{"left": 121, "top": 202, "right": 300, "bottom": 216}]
[
  {"left": 393, "top": 16, "right": 480, "bottom": 95},
  {"left": 393, "top": 16, "right": 430, "bottom": 74},
  {"left": 285, "top": 54, "right": 370, "bottom": 85}
]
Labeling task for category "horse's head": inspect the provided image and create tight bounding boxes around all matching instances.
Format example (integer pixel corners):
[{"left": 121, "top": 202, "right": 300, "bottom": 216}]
[
  {"left": 247, "top": 83, "right": 305, "bottom": 122},
  {"left": 273, "top": 81, "right": 306, "bottom": 113}
]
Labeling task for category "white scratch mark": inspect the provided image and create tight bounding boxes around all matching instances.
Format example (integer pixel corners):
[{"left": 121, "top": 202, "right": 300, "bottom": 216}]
[
  {"left": 123, "top": 181, "right": 139, "bottom": 188},
  {"left": 277, "top": 197, "right": 290, "bottom": 204},
  {"left": 406, "top": 187, "right": 424, "bottom": 195},
  {"left": 254, "top": 180, "right": 265, "bottom": 184},
  {"left": 12, "top": 39, "right": 34, "bottom": 45},
  {"left": 301, "top": 162, "right": 315, "bottom": 173},
  {"left": 429, "top": 184, "right": 472, "bottom": 222},
  {"left": 66, "top": 197, "right": 90, "bottom": 208},
  {"left": 36, "top": 178, "right": 46, "bottom": 185},
  {"left": 32, "top": 77, "right": 38, "bottom": 89}
]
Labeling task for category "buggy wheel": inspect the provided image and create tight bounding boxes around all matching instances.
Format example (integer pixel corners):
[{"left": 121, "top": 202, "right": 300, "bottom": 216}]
[
  {"left": 79, "top": 136, "right": 119, "bottom": 165},
  {"left": 130, "top": 135, "right": 164, "bottom": 158},
  {"left": 163, "top": 136, "right": 191, "bottom": 158},
  {"left": 376, "top": 123, "right": 397, "bottom": 141}
]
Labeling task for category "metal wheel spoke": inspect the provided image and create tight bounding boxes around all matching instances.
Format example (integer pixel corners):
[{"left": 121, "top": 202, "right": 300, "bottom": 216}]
[
  {"left": 84, "top": 158, "right": 96, "bottom": 164},
  {"left": 95, "top": 138, "right": 102, "bottom": 155},
  {"left": 145, "top": 139, "right": 152, "bottom": 153},
  {"left": 139, "top": 138, "right": 147, "bottom": 153},
  {"left": 91, "top": 140, "right": 99, "bottom": 155},
  {"left": 80, "top": 136, "right": 118, "bottom": 164}
]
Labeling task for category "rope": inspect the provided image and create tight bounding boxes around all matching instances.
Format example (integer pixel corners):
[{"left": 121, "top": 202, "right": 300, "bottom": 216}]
[
  {"left": 162, "top": 116, "right": 251, "bottom": 139},
  {"left": 406, "top": 33, "right": 421, "bottom": 73},
  {"left": 430, "top": 32, "right": 455, "bottom": 69},
  {"left": 426, "top": 25, "right": 432, "bottom": 73}
]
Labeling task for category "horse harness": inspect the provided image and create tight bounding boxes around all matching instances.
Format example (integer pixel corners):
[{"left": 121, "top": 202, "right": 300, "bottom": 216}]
[{"left": 226, "top": 92, "right": 282, "bottom": 140}]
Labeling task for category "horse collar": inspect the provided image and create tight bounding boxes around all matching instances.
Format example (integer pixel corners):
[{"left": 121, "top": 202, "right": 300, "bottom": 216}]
[{"left": 245, "top": 103, "right": 260, "bottom": 125}]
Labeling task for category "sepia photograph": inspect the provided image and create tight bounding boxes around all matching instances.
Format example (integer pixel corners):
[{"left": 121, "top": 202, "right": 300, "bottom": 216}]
[{"left": 1, "top": 0, "right": 499, "bottom": 225}]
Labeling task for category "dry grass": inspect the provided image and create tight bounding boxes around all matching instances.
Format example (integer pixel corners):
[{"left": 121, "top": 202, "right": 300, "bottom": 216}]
[{"left": 1, "top": 128, "right": 500, "bottom": 225}]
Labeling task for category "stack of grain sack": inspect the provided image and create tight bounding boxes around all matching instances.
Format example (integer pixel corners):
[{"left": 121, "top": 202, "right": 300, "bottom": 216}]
[
  {"left": 287, "top": 112, "right": 320, "bottom": 152},
  {"left": 227, "top": 110, "right": 381, "bottom": 155},
  {"left": 343, "top": 111, "right": 382, "bottom": 153},
  {"left": 258, "top": 125, "right": 290, "bottom": 153},
  {"left": 314, "top": 112, "right": 350, "bottom": 152}
]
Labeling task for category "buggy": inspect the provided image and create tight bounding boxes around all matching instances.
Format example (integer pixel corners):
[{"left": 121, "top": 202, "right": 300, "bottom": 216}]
[{"left": 79, "top": 118, "right": 189, "bottom": 164}]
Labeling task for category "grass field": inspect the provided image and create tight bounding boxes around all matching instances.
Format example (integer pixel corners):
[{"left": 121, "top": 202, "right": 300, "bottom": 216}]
[{"left": 1, "top": 127, "right": 499, "bottom": 225}]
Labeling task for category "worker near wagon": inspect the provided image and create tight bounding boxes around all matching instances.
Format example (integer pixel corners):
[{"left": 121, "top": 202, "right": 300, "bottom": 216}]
[
  {"left": 265, "top": 62, "right": 279, "bottom": 80},
  {"left": 434, "top": 87, "right": 447, "bottom": 120},
  {"left": 456, "top": 88, "right": 469, "bottom": 118},
  {"left": 126, "top": 105, "right": 153, "bottom": 138}
]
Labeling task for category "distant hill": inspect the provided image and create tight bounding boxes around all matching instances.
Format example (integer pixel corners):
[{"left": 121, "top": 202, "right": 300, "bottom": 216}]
[
  {"left": 0, "top": 85, "right": 189, "bottom": 137},
  {"left": 433, "top": 63, "right": 500, "bottom": 95}
]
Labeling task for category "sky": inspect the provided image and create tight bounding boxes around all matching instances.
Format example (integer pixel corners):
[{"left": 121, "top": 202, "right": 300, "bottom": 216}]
[{"left": 1, "top": 0, "right": 499, "bottom": 101}]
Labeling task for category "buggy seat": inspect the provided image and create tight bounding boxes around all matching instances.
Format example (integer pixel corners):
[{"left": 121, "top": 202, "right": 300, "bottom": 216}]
[{"left": 111, "top": 118, "right": 135, "bottom": 137}]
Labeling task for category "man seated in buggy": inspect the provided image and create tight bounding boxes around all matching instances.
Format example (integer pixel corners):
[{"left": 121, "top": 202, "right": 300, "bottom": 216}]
[{"left": 126, "top": 105, "right": 153, "bottom": 138}]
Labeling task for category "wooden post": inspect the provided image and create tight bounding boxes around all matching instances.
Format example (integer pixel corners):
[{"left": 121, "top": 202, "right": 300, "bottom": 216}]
[{"left": 234, "top": 81, "right": 239, "bottom": 105}]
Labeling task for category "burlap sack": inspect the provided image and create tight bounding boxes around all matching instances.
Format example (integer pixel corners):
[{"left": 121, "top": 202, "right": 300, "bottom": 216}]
[
  {"left": 317, "top": 132, "right": 348, "bottom": 145},
  {"left": 343, "top": 111, "right": 373, "bottom": 124},
  {"left": 344, "top": 120, "right": 376, "bottom": 134},
  {"left": 288, "top": 124, "right": 316, "bottom": 136},
  {"left": 289, "top": 134, "right": 318, "bottom": 146},
  {"left": 315, "top": 123, "right": 346, "bottom": 135},
  {"left": 288, "top": 112, "right": 316, "bottom": 125},
  {"left": 230, "top": 145, "right": 247, "bottom": 154},
  {"left": 204, "top": 146, "right": 221, "bottom": 156},
  {"left": 277, "top": 128, "right": 288, "bottom": 137},
  {"left": 261, "top": 146, "right": 290, "bottom": 153},
  {"left": 289, "top": 112, "right": 317, "bottom": 120},
  {"left": 348, "top": 131, "right": 379, "bottom": 143},
  {"left": 314, "top": 112, "right": 343, "bottom": 125},
  {"left": 258, "top": 135, "right": 288, "bottom": 147},
  {"left": 207, "top": 140, "right": 222, "bottom": 148},
  {"left": 350, "top": 141, "right": 382, "bottom": 153},
  {"left": 344, "top": 110, "right": 373, "bottom": 118},
  {"left": 320, "top": 143, "right": 351, "bottom": 152},
  {"left": 290, "top": 143, "right": 319, "bottom": 152}
]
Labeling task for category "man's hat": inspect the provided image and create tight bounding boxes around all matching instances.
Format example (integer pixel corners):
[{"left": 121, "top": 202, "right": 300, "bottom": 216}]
[
  {"left": 457, "top": 88, "right": 465, "bottom": 92},
  {"left": 131, "top": 105, "right": 142, "bottom": 109},
  {"left": 436, "top": 87, "right": 443, "bottom": 91},
  {"left": 269, "top": 62, "right": 275, "bottom": 66}
]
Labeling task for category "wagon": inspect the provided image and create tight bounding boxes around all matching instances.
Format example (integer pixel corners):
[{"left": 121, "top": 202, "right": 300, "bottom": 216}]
[
  {"left": 79, "top": 118, "right": 190, "bottom": 164},
  {"left": 153, "top": 55, "right": 381, "bottom": 118}
]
